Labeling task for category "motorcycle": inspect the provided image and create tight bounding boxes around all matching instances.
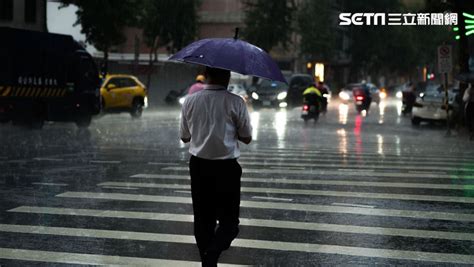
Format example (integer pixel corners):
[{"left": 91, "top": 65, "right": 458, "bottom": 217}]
[
  {"left": 321, "top": 94, "right": 329, "bottom": 114},
  {"left": 401, "top": 91, "right": 416, "bottom": 115},
  {"left": 301, "top": 100, "right": 320, "bottom": 123},
  {"left": 354, "top": 94, "right": 371, "bottom": 113}
]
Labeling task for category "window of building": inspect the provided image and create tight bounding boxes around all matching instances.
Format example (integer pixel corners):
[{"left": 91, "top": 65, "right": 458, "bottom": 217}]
[
  {"left": 0, "top": 0, "right": 14, "bottom": 21},
  {"left": 25, "top": 0, "right": 37, "bottom": 24}
]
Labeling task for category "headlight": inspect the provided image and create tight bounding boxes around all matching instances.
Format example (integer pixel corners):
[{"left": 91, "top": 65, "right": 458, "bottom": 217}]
[
  {"left": 396, "top": 91, "right": 403, "bottom": 99},
  {"left": 144, "top": 96, "right": 149, "bottom": 108},
  {"left": 339, "top": 91, "right": 350, "bottom": 101},
  {"left": 277, "top": 92, "right": 287, "bottom": 100},
  {"left": 179, "top": 96, "right": 186, "bottom": 105},
  {"left": 379, "top": 91, "right": 387, "bottom": 99},
  {"left": 419, "top": 92, "right": 424, "bottom": 98},
  {"left": 251, "top": 92, "right": 259, "bottom": 100}
]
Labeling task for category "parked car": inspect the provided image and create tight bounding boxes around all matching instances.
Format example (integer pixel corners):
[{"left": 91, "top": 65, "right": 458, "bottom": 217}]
[
  {"left": 287, "top": 74, "right": 313, "bottom": 106},
  {"left": 249, "top": 79, "right": 288, "bottom": 109},
  {"left": 228, "top": 83, "right": 248, "bottom": 102},
  {"left": 100, "top": 74, "right": 148, "bottom": 118},
  {"left": 411, "top": 83, "right": 457, "bottom": 125}
]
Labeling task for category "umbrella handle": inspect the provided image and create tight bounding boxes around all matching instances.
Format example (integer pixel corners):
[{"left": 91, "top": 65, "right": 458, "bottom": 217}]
[{"left": 234, "top": 28, "right": 239, "bottom": 40}]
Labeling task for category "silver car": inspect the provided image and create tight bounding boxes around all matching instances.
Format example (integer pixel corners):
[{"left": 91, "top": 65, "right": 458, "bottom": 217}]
[{"left": 411, "top": 84, "right": 456, "bottom": 125}]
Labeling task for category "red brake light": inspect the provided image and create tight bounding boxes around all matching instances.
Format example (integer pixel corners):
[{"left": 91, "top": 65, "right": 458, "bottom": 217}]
[
  {"left": 303, "top": 105, "right": 309, "bottom": 111},
  {"left": 356, "top": 96, "right": 364, "bottom": 101}
]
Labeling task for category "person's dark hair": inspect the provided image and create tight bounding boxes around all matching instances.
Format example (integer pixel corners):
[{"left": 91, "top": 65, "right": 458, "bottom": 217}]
[{"left": 205, "top": 67, "right": 230, "bottom": 86}]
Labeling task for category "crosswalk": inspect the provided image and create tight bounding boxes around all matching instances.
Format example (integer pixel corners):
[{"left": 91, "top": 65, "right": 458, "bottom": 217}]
[{"left": 1, "top": 145, "right": 474, "bottom": 266}]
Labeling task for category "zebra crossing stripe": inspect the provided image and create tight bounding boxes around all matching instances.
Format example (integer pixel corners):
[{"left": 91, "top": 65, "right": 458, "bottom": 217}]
[
  {"left": 0, "top": 248, "right": 231, "bottom": 266},
  {"left": 241, "top": 156, "right": 465, "bottom": 167},
  {"left": 238, "top": 160, "right": 469, "bottom": 172},
  {"left": 55, "top": 192, "right": 474, "bottom": 222},
  {"left": 98, "top": 181, "right": 474, "bottom": 204},
  {"left": 245, "top": 148, "right": 474, "bottom": 159},
  {"left": 241, "top": 152, "right": 474, "bottom": 163},
  {"left": 161, "top": 167, "right": 463, "bottom": 179},
  {"left": 0, "top": 224, "right": 473, "bottom": 264},
  {"left": 9, "top": 206, "right": 474, "bottom": 241}
]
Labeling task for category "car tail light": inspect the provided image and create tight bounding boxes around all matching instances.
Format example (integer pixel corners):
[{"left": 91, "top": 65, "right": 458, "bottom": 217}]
[
  {"left": 355, "top": 96, "right": 364, "bottom": 101},
  {"left": 303, "top": 105, "right": 309, "bottom": 111}
]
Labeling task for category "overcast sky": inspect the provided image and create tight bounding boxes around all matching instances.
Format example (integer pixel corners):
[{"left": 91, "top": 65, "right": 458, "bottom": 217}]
[{"left": 47, "top": 2, "right": 96, "bottom": 53}]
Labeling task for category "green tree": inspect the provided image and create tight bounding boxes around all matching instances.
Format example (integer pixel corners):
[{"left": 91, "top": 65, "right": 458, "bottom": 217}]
[
  {"left": 60, "top": 0, "right": 140, "bottom": 75},
  {"left": 341, "top": 0, "right": 451, "bottom": 80},
  {"left": 140, "top": 0, "right": 199, "bottom": 87},
  {"left": 242, "top": 0, "right": 295, "bottom": 51},
  {"left": 296, "top": 0, "right": 336, "bottom": 62}
]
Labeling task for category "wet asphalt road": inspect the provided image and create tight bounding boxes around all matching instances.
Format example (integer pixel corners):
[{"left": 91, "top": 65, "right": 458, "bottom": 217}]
[{"left": 0, "top": 98, "right": 474, "bottom": 266}]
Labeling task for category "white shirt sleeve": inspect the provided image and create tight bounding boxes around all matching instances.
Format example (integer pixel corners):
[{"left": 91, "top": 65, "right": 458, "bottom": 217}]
[
  {"left": 180, "top": 101, "right": 191, "bottom": 140},
  {"left": 236, "top": 100, "right": 252, "bottom": 138}
]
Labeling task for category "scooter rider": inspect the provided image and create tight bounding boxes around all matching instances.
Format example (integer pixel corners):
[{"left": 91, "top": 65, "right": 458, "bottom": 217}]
[
  {"left": 317, "top": 81, "right": 329, "bottom": 113},
  {"left": 303, "top": 83, "right": 322, "bottom": 107}
]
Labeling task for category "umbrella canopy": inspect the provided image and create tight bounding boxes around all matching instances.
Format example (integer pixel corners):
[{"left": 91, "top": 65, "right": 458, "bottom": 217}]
[{"left": 169, "top": 38, "right": 286, "bottom": 84}]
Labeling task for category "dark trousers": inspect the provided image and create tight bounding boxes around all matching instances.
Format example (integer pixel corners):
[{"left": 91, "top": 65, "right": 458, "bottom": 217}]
[{"left": 189, "top": 155, "right": 242, "bottom": 258}]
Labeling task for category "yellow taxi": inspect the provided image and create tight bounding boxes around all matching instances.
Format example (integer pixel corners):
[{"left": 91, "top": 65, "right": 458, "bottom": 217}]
[{"left": 100, "top": 74, "right": 148, "bottom": 118}]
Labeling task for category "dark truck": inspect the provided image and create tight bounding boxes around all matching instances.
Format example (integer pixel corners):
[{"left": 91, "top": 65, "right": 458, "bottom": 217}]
[{"left": 0, "top": 27, "right": 101, "bottom": 128}]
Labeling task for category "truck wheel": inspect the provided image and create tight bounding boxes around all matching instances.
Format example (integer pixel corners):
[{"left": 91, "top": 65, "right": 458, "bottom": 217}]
[
  {"left": 130, "top": 99, "right": 143, "bottom": 118},
  {"left": 76, "top": 115, "right": 92, "bottom": 128}
]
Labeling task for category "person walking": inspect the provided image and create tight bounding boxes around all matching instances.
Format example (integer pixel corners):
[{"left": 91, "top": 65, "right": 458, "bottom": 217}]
[
  {"left": 188, "top": 74, "right": 206, "bottom": 95},
  {"left": 463, "top": 83, "right": 474, "bottom": 140},
  {"left": 180, "top": 66, "right": 252, "bottom": 266}
]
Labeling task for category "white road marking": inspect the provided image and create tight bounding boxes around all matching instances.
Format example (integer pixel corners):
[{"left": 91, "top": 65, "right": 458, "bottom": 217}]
[
  {"left": 10, "top": 206, "right": 474, "bottom": 241},
  {"left": 101, "top": 186, "right": 139, "bottom": 190},
  {"left": 239, "top": 160, "right": 467, "bottom": 172},
  {"left": 32, "top": 182, "right": 68, "bottom": 187},
  {"left": 99, "top": 181, "right": 474, "bottom": 204},
  {"left": 338, "top": 168, "right": 375, "bottom": 172},
  {"left": 55, "top": 192, "right": 474, "bottom": 222},
  {"left": 251, "top": 196, "right": 293, "bottom": 202},
  {"left": 33, "top": 157, "right": 64, "bottom": 162},
  {"left": 148, "top": 162, "right": 181, "bottom": 166},
  {"left": 162, "top": 167, "right": 458, "bottom": 179},
  {"left": 130, "top": 174, "right": 473, "bottom": 192},
  {"left": 89, "top": 160, "right": 121, "bottom": 164},
  {"left": 175, "top": 190, "right": 191, "bottom": 194},
  {"left": 241, "top": 155, "right": 464, "bottom": 167},
  {"left": 270, "top": 166, "right": 306, "bottom": 170},
  {"left": 241, "top": 150, "right": 474, "bottom": 162},
  {"left": 0, "top": 224, "right": 473, "bottom": 264},
  {"left": 0, "top": 248, "right": 230, "bottom": 266},
  {"left": 332, "top": 203, "right": 375, "bottom": 209}
]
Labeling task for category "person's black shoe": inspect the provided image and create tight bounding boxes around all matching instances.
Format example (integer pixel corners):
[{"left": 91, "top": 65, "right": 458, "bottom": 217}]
[{"left": 202, "top": 250, "right": 221, "bottom": 267}]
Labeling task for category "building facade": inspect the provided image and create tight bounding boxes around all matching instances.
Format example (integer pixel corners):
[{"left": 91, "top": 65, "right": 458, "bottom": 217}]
[{"left": 0, "top": 0, "right": 47, "bottom": 32}]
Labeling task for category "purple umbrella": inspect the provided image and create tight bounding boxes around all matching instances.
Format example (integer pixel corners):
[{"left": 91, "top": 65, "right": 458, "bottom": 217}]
[{"left": 168, "top": 36, "right": 286, "bottom": 84}]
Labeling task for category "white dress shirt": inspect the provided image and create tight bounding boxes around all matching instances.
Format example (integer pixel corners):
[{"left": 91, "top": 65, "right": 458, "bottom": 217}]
[{"left": 180, "top": 84, "right": 252, "bottom": 160}]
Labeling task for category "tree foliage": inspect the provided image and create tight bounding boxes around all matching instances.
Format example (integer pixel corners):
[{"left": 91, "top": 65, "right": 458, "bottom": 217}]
[
  {"left": 242, "top": 0, "right": 295, "bottom": 51},
  {"left": 296, "top": 0, "right": 336, "bottom": 62},
  {"left": 140, "top": 0, "right": 199, "bottom": 55},
  {"left": 60, "top": 0, "right": 139, "bottom": 56},
  {"left": 341, "top": 0, "right": 450, "bottom": 78}
]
